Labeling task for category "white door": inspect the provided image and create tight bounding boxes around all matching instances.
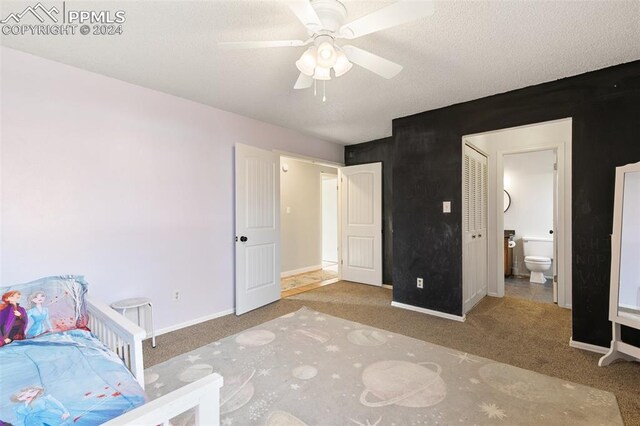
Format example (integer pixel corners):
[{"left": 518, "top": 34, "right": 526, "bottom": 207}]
[
  {"left": 463, "top": 145, "right": 488, "bottom": 313},
  {"left": 339, "top": 163, "right": 382, "bottom": 286},
  {"left": 235, "top": 143, "right": 280, "bottom": 315}
]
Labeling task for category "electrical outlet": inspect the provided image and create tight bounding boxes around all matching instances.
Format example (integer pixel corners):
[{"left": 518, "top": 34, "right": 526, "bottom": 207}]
[
  {"left": 417, "top": 278, "right": 424, "bottom": 289},
  {"left": 173, "top": 290, "right": 180, "bottom": 301}
]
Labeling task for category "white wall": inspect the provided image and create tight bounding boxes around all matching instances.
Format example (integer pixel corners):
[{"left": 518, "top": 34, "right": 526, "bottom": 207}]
[
  {"left": 465, "top": 118, "right": 572, "bottom": 307},
  {"left": 280, "top": 157, "right": 337, "bottom": 275},
  {"left": 0, "top": 47, "right": 343, "bottom": 333},
  {"left": 504, "top": 149, "right": 555, "bottom": 275},
  {"left": 321, "top": 176, "right": 338, "bottom": 263}
]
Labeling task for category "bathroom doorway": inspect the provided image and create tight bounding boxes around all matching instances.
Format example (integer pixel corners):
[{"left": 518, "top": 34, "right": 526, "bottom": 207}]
[
  {"left": 462, "top": 118, "right": 572, "bottom": 309},
  {"left": 503, "top": 149, "right": 556, "bottom": 304}
]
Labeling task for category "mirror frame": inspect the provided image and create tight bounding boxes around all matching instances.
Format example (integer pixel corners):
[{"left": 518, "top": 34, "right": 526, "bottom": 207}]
[
  {"left": 609, "top": 161, "right": 640, "bottom": 329},
  {"left": 503, "top": 190, "right": 511, "bottom": 213}
]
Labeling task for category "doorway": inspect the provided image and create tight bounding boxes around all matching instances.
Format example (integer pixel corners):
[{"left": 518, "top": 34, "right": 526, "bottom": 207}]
[
  {"left": 234, "top": 144, "right": 383, "bottom": 314},
  {"left": 503, "top": 149, "right": 556, "bottom": 304},
  {"left": 462, "top": 118, "right": 573, "bottom": 311},
  {"left": 280, "top": 156, "right": 339, "bottom": 297}
]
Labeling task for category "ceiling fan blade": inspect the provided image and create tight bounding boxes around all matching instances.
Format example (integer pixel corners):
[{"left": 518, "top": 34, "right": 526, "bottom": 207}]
[
  {"left": 338, "top": 0, "right": 435, "bottom": 40},
  {"left": 287, "top": 0, "right": 323, "bottom": 32},
  {"left": 294, "top": 73, "right": 314, "bottom": 90},
  {"left": 218, "top": 40, "right": 308, "bottom": 49},
  {"left": 342, "top": 45, "right": 403, "bottom": 79}
]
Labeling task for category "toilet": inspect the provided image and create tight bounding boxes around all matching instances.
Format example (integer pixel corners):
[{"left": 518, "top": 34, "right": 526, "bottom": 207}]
[{"left": 523, "top": 237, "right": 553, "bottom": 284}]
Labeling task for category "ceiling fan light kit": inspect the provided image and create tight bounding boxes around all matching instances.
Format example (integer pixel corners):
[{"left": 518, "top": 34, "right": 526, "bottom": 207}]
[
  {"left": 295, "top": 46, "right": 317, "bottom": 76},
  {"left": 221, "top": 0, "right": 435, "bottom": 100}
]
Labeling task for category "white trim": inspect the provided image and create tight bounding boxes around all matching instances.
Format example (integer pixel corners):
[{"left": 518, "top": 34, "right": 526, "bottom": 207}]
[
  {"left": 281, "top": 264, "right": 322, "bottom": 278},
  {"left": 569, "top": 338, "right": 609, "bottom": 354},
  {"left": 156, "top": 308, "right": 234, "bottom": 336},
  {"left": 276, "top": 150, "right": 344, "bottom": 168},
  {"left": 382, "top": 284, "right": 393, "bottom": 289},
  {"left": 391, "top": 301, "right": 466, "bottom": 322}
]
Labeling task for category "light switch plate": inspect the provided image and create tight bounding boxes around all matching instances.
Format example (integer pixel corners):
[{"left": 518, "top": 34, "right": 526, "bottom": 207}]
[{"left": 443, "top": 201, "right": 451, "bottom": 213}]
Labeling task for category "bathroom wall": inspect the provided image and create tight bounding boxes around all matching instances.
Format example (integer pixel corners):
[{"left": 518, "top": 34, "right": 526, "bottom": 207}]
[
  {"left": 280, "top": 158, "right": 337, "bottom": 276},
  {"left": 504, "top": 150, "right": 555, "bottom": 276}
]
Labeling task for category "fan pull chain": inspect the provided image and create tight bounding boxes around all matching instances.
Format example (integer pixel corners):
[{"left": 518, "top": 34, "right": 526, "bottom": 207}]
[
  {"left": 314, "top": 79, "right": 317, "bottom": 97},
  {"left": 322, "top": 80, "right": 326, "bottom": 102}
]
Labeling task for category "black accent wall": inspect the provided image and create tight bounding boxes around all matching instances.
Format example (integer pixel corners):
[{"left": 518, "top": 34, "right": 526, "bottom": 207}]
[
  {"left": 346, "top": 60, "right": 640, "bottom": 348},
  {"left": 345, "top": 137, "right": 394, "bottom": 285}
]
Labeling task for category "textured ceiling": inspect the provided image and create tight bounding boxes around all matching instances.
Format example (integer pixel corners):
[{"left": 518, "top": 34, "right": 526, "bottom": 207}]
[{"left": 2, "top": 1, "right": 640, "bottom": 145}]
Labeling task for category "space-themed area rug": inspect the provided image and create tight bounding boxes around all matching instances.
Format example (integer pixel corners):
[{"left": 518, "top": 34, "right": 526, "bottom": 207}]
[{"left": 144, "top": 307, "right": 623, "bottom": 425}]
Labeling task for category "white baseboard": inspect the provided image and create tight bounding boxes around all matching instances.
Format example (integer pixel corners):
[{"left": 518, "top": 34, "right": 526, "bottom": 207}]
[
  {"left": 156, "top": 308, "right": 235, "bottom": 337},
  {"left": 569, "top": 338, "right": 609, "bottom": 354},
  {"left": 382, "top": 284, "right": 392, "bottom": 289},
  {"left": 391, "top": 301, "right": 466, "bottom": 322},
  {"left": 281, "top": 264, "right": 322, "bottom": 278}
]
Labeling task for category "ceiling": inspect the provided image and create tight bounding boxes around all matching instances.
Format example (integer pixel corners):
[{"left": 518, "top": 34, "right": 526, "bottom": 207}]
[{"left": 2, "top": 1, "right": 640, "bottom": 145}]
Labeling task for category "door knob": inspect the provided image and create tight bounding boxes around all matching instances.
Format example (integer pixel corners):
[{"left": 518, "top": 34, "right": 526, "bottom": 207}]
[
  {"left": 549, "top": 230, "right": 554, "bottom": 234},
  {"left": 240, "top": 236, "right": 248, "bottom": 242}
]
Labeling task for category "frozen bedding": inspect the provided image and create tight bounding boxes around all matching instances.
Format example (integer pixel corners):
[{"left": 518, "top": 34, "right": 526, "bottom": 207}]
[{"left": 0, "top": 329, "right": 146, "bottom": 425}]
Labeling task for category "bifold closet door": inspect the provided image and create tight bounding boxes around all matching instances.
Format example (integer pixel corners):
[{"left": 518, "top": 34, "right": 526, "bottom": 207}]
[{"left": 463, "top": 145, "right": 488, "bottom": 314}]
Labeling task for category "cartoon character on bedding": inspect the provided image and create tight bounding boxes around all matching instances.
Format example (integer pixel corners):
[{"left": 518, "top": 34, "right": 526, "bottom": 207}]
[
  {"left": 10, "top": 386, "right": 70, "bottom": 425},
  {"left": 0, "top": 291, "right": 28, "bottom": 346},
  {"left": 25, "top": 291, "right": 52, "bottom": 339}
]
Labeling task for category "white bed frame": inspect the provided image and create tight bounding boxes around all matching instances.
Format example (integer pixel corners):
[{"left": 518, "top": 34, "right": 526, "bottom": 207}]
[{"left": 86, "top": 297, "right": 223, "bottom": 425}]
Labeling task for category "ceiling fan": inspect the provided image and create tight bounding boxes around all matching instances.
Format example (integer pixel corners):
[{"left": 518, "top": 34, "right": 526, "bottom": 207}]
[{"left": 219, "top": 0, "right": 435, "bottom": 98}]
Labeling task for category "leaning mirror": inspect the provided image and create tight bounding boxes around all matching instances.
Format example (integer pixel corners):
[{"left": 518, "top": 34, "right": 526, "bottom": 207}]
[
  {"left": 599, "top": 161, "right": 640, "bottom": 366},
  {"left": 503, "top": 190, "right": 511, "bottom": 213},
  {"left": 617, "top": 169, "right": 640, "bottom": 322}
]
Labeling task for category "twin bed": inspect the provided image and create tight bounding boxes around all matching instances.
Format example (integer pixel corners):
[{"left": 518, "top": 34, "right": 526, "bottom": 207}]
[{"left": 0, "top": 276, "right": 223, "bottom": 425}]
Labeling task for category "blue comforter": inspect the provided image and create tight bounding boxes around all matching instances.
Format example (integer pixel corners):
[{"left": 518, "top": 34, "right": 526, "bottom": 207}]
[{"left": 0, "top": 329, "right": 146, "bottom": 425}]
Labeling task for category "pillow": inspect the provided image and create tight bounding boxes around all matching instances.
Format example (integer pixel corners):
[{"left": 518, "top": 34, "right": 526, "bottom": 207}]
[{"left": 0, "top": 275, "right": 88, "bottom": 346}]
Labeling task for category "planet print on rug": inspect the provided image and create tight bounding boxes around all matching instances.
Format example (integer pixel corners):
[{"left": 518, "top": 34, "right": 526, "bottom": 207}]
[
  {"left": 288, "top": 327, "right": 330, "bottom": 345},
  {"left": 360, "top": 360, "right": 446, "bottom": 408},
  {"left": 235, "top": 329, "right": 275, "bottom": 346},
  {"left": 144, "top": 307, "right": 624, "bottom": 425},
  {"left": 291, "top": 365, "right": 318, "bottom": 380},
  {"left": 220, "top": 370, "right": 256, "bottom": 415},
  {"left": 178, "top": 364, "right": 213, "bottom": 383},
  {"left": 265, "top": 410, "right": 308, "bottom": 426},
  {"left": 347, "top": 329, "right": 388, "bottom": 346}
]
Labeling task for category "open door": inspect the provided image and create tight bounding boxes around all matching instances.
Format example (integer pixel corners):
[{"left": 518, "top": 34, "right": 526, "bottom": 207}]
[
  {"left": 339, "top": 163, "right": 382, "bottom": 286},
  {"left": 235, "top": 144, "right": 280, "bottom": 315}
]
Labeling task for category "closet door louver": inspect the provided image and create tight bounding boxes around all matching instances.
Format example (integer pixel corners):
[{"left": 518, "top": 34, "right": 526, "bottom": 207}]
[
  {"left": 463, "top": 144, "right": 488, "bottom": 314},
  {"left": 464, "top": 154, "right": 470, "bottom": 233}
]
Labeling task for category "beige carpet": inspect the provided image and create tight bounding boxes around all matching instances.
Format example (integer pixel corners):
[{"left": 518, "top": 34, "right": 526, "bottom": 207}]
[{"left": 143, "top": 281, "right": 640, "bottom": 425}]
